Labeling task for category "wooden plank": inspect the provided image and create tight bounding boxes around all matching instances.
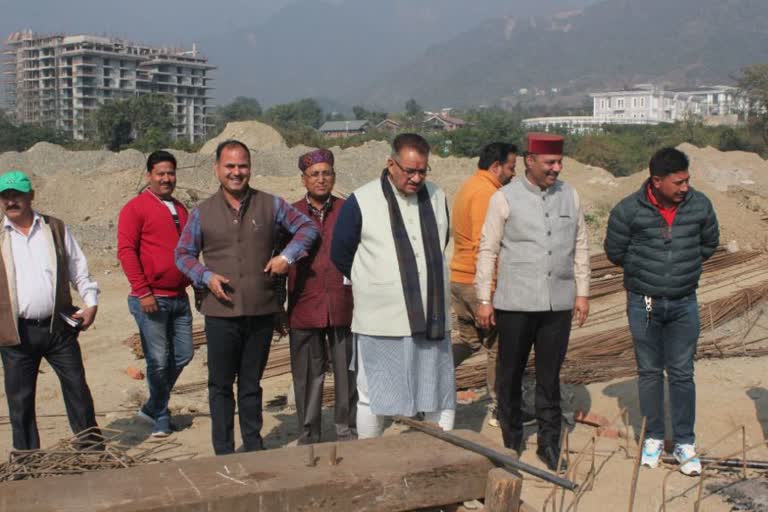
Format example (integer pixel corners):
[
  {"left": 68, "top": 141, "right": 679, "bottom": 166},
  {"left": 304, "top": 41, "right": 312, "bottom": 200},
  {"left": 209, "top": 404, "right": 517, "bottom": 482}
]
[
  {"left": 484, "top": 468, "right": 522, "bottom": 512},
  {"left": 0, "top": 430, "right": 512, "bottom": 512}
]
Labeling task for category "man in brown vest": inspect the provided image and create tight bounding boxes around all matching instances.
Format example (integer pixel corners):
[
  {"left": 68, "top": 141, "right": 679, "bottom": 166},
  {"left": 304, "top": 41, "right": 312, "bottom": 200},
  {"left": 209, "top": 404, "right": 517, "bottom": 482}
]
[
  {"left": 287, "top": 149, "right": 356, "bottom": 444},
  {"left": 0, "top": 170, "right": 101, "bottom": 450},
  {"left": 175, "top": 140, "right": 319, "bottom": 455}
]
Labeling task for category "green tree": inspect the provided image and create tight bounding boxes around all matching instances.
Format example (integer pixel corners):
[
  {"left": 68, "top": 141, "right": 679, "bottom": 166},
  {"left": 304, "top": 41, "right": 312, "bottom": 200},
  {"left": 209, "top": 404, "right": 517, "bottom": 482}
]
[
  {"left": 404, "top": 99, "right": 423, "bottom": 120},
  {"left": 0, "top": 111, "right": 71, "bottom": 152},
  {"left": 266, "top": 98, "right": 324, "bottom": 128},
  {"left": 738, "top": 63, "right": 768, "bottom": 146},
  {"left": 218, "top": 96, "right": 262, "bottom": 121},
  {"left": 93, "top": 94, "right": 174, "bottom": 151},
  {"left": 427, "top": 108, "right": 524, "bottom": 157},
  {"left": 325, "top": 111, "right": 347, "bottom": 122},
  {"left": 352, "top": 105, "right": 387, "bottom": 125}
]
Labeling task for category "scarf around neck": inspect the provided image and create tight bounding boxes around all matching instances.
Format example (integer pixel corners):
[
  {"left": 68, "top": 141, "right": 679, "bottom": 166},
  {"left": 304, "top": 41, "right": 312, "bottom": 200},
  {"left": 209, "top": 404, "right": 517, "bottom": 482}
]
[{"left": 380, "top": 170, "right": 445, "bottom": 340}]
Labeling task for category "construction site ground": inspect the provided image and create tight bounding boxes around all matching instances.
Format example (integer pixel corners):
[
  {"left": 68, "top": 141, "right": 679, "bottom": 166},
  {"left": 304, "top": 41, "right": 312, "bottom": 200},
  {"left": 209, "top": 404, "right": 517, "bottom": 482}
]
[{"left": 1, "top": 122, "right": 768, "bottom": 510}]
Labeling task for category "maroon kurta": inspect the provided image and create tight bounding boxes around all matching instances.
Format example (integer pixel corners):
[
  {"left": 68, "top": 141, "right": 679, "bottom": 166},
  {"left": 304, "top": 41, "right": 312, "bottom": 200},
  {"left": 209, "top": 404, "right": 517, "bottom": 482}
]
[{"left": 287, "top": 196, "right": 353, "bottom": 329}]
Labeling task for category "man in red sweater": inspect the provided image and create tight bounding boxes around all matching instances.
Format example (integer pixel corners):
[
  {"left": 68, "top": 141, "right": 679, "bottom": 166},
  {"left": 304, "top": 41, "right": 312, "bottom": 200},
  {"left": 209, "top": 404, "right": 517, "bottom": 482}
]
[
  {"left": 287, "top": 149, "right": 356, "bottom": 443},
  {"left": 117, "top": 150, "right": 193, "bottom": 438}
]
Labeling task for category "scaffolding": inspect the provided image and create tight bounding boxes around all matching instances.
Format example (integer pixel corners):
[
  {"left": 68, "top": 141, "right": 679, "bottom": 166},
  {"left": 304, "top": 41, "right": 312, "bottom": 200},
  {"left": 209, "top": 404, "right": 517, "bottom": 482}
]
[{"left": 1, "top": 30, "right": 215, "bottom": 142}]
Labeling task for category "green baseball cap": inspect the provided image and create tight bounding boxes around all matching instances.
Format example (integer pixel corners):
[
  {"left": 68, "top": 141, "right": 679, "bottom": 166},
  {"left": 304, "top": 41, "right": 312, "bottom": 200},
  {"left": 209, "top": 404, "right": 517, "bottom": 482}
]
[{"left": 0, "top": 171, "right": 32, "bottom": 194}]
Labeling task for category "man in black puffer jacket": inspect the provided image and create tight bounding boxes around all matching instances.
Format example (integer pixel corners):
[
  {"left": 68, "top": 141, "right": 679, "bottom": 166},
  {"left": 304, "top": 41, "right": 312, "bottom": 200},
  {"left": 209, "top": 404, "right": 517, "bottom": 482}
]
[{"left": 605, "top": 147, "right": 719, "bottom": 477}]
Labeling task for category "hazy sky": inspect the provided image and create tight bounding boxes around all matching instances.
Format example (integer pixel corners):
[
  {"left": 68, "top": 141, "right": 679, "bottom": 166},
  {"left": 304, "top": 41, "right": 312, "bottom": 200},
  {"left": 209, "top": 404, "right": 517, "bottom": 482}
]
[
  {"left": 0, "top": 0, "right": 294, "bottom": 47},
  {"left": 1, "top": 0, "right": 594, "bottom": 107}
]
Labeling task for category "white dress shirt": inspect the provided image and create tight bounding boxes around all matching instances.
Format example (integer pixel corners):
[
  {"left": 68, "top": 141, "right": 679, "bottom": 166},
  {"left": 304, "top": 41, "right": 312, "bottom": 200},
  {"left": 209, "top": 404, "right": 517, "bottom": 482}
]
[{"left": 3, "top": 212, "right": 99, "bottom": 320}]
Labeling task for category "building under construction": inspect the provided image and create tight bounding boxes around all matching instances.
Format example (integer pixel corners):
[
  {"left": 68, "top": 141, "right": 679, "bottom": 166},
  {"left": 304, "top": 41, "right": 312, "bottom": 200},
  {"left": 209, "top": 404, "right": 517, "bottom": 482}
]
[{"left": 2, "top": 30, "right": 215, "bottom": 142}]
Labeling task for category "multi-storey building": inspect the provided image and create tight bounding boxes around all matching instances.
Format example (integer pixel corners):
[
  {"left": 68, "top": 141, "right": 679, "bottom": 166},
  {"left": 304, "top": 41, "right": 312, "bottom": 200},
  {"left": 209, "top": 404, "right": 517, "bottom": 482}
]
[{"left": 2, "top": 31, "right": 214, "bottom": 142}]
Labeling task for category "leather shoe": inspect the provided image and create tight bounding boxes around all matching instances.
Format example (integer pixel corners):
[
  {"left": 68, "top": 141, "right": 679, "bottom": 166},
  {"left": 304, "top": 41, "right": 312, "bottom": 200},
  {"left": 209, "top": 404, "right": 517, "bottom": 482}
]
[{"left": 537, "top": 445, "right": 566, "bottom": 472}]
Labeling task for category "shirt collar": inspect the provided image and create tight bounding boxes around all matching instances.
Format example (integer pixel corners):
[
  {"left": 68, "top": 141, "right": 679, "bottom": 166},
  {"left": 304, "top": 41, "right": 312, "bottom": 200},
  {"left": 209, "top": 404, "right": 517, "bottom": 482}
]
[
  {"left": 3, "top": 211, "right": 42, "bottom": 233},
  {"left": 646, "top": 183, "right": 677, "bottom": 212},
  {"left": 145, "top": 188, "right": 175, "bottom": 204},
  {"left": 218, "top": 186, "right": 251, "bottom": 211},
  {"left": 306, "top": 193, "right": 333, "bottom": 212},
  {"left": 522, "top": 172, "right": 551, "bottom": 197},
  {"left": 476, "top": 169, "right": 502, "bottom": 189}
]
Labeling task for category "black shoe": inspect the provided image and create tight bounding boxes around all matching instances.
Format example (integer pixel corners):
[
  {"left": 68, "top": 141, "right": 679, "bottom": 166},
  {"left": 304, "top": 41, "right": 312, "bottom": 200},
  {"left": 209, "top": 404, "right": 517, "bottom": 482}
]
[
  {"left": 521, "top": 410, "right": 537, "bottom": 426},
  {"left": 537, "top": 445, "right": 566, "bottom": 472}
]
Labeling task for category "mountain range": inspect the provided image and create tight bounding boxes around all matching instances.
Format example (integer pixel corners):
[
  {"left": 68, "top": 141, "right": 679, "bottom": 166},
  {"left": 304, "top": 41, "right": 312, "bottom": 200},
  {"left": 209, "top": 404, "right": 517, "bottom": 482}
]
[
  {"left": 199, "top": 0, "right": 593, "bottom": 106},
  {"left": 356, "top": 0, "right": 768, "bottom": 109}
]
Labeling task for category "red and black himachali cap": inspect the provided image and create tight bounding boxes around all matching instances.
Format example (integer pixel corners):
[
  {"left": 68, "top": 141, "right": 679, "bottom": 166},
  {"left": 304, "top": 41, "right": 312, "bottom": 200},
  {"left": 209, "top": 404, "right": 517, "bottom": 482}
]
[
  {"left": 298, "top": 148, "right": 335, "bottom": 172},
  {"left": 527, "top": 133, "right": 564, "bottom": 155}
]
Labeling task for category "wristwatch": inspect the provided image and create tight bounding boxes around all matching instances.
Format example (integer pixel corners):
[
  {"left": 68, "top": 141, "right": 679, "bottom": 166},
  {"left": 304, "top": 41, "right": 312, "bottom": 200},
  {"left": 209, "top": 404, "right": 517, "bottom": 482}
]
[
  {"left": 478, "top": 300, "right": 492, "bottom": 305},
  {"left": 280, "top": 254, "right": 293, "bottom": 265}
]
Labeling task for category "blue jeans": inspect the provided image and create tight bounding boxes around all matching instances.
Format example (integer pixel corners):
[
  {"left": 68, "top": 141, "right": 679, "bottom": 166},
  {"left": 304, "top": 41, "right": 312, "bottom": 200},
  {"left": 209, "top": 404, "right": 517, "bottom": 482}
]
[
  {"left": 627, "top": 291, "right": 699, "bottom": 445},
  {"left": 128, "top": 295, "right": 194, "bottom": 422}
]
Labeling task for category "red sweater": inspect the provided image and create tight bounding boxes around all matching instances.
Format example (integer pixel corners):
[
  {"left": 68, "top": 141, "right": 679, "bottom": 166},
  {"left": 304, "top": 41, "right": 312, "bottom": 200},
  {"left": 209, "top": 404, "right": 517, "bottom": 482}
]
[{"left": 117, "top": 189, "right": 191, "bottom": 297}]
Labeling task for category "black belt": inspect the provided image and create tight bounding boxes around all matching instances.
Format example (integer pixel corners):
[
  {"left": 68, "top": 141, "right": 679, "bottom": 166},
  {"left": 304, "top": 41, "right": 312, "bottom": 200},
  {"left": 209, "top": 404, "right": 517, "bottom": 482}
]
[{"left": 18, "top": 317, "right": 51, "bottom": 327}]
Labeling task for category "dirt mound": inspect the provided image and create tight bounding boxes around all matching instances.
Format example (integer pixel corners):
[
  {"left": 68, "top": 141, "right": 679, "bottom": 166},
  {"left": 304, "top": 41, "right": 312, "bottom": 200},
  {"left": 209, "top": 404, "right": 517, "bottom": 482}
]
[
  {"left": 678, "top": 143, "right": 768, "bottom": 193},
  {"left": 199, "top": 121, "right": 287, "bottom": 155}
]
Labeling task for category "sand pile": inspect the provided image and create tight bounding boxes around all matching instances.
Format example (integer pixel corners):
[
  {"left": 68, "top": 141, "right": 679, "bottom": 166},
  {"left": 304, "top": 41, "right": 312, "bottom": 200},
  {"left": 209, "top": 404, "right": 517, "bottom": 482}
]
[{"left": 199, "top": 120, "right": 288, "bottom": 154}]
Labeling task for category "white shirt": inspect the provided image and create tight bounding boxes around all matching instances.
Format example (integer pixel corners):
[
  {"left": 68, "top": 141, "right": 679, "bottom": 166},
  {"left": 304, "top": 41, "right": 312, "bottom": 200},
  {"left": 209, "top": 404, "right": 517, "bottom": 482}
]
[
  {"left": 162, "top": 200, "right": 177, "bottom": 215},
  {"left": 3, "top": 212, "right": 99, "bottom": 320}
]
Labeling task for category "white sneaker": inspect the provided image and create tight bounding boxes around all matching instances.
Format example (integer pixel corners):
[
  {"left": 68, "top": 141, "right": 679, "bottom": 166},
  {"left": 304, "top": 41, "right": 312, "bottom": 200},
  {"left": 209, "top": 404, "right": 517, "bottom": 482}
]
[
  {"left": 641, "top": 438, "right": 664, "bottom": 468},
  {"left": 673, "top": 443, "right": 702, "bottom": 476}
]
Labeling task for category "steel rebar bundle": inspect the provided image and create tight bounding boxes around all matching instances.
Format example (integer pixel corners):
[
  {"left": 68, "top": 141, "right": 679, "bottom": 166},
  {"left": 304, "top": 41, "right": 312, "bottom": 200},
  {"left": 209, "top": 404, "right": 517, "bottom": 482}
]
[
  {"left": 0, "top": 427, "right": 172, "bottom": 482},
  {"left": 153, "top": 248, "right": 768, "bottom": 402}
]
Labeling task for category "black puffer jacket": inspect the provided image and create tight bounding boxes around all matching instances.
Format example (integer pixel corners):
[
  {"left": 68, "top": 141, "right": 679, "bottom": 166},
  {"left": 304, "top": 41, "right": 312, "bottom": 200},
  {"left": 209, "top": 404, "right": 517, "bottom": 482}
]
[{"left": 604, "top": 179, "right": 719, "bottom": 298}]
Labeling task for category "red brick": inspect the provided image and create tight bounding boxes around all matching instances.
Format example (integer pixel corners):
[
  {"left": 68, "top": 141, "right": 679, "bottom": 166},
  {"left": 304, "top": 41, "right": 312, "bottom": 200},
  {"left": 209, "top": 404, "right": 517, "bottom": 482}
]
[{"left": 125, "top": 366, "right": 144, "bottom": 380}]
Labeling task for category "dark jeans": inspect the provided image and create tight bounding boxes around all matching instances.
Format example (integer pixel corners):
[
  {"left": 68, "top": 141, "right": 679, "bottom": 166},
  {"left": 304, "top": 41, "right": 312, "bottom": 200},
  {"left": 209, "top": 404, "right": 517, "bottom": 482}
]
[
  {"left": 289, "top": 327, "right": 357, "bottom": 444},
  {"left": 128, "top": 295, "right": 194, "bottom": 422},
  {"left": 495, "top": 309, "right": 572, "bottom": 451},
  {"left": 204, "top": 315, "right": 273, "bottom": 455},
  {"left": 627, "top": 291, "right": 699, "bottom": 445},
  {"left": 0, "top": 322, "right": 99, "bottom": 450}
]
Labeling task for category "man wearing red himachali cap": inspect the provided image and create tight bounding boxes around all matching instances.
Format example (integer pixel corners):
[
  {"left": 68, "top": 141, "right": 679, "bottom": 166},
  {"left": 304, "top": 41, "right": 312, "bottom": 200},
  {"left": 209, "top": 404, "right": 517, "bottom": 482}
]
[{"left": 474, "top": 133, "right": 590, "bottom": 471}]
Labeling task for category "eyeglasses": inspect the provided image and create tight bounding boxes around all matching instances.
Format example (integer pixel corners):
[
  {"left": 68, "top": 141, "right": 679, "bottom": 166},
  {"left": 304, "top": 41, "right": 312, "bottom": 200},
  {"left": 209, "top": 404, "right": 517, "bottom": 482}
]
[
  {"left": 392, "top": 158, "right": 431, "bottom": 177},
  {"left": 303, "top": 170, "right": 335, "bottom": 180}
]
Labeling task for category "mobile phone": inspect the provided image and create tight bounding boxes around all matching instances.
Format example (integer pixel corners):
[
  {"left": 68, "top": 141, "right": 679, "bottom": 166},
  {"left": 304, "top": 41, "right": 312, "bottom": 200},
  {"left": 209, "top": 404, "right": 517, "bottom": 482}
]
[{"left": 59, "top": 312, "right": 84, "bottom": 330}]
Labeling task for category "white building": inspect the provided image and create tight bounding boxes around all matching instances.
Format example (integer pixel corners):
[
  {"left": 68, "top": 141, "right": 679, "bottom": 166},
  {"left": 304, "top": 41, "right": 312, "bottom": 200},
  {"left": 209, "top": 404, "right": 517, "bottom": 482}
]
[
  {"left": 590, "top": 84, "right": 739, "bottom": 123},
  {"left": 2, "top": 31, "right": 215, "bottom": 142},
  {"left": 523, "top": 84, "right": 742, "bottom": 133}
]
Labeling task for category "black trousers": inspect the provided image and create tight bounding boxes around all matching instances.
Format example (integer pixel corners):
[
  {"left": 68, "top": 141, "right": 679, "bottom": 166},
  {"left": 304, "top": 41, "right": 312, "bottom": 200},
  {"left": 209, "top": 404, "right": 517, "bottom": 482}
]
[
  {"left": 496, "top": 310, "right": 572, "bottom": 451},
  {"left": 289, "top": 327, "right": 357, "bottom": 444},
  {"left": 0, "top": 323, "right": 99, "bottom": 450},
  {"left": 204, "top": 315, "right": 273, "bottom": 455}
]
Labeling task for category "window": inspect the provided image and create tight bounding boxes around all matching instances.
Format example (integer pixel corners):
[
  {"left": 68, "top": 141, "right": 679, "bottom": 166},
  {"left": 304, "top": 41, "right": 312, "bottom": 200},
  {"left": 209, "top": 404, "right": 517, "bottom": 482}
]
[{"left": 616, "top": 98, "right": 625, "bottom": 109}]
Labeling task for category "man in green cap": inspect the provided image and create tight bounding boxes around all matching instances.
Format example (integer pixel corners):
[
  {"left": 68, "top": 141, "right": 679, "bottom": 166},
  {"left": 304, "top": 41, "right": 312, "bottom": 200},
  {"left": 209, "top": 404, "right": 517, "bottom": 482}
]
[{"left": 0, "top": 170, "right": 101, "bottom": 450}]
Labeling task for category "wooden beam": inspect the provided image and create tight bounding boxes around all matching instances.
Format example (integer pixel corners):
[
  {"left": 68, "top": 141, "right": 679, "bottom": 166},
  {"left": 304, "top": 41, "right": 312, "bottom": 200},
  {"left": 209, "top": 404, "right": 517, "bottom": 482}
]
[
  {"left": 0, "top": 430, "right": 514, "bottom": 512},
  {"left": 483, "top": 468, "right": 523, "bottom": 512}
]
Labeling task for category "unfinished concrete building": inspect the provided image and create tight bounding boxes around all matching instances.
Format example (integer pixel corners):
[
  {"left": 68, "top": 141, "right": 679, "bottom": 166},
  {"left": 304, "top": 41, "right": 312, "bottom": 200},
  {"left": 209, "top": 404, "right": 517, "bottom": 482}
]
[{"left": 2, "top": 31, "right": 215, "bottom": 142}]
